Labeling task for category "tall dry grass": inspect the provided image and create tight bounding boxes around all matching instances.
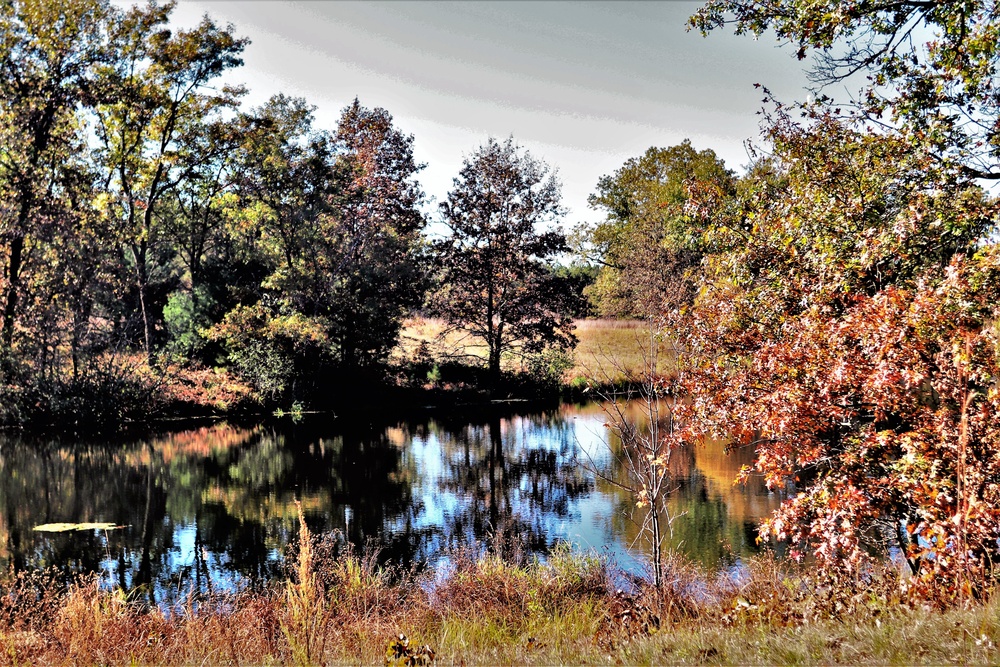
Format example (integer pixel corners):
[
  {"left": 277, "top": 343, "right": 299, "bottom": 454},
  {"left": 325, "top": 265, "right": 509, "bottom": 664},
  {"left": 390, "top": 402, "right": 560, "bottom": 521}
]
[
  {"left": 393, "top": 316, "right": 666, "bottom": 384},
  {"left": 3, "top": 521, "right": 1000, "bottom": 665}
]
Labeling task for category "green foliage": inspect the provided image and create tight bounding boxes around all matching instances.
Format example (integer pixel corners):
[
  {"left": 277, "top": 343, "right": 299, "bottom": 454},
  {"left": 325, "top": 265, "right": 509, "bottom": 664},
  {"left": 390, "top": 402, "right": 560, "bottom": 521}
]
[
  {"left": 273, "top": 401, "right": 305, "bottom": 423},
  {"left": 163, "top": 287, "right": 215, "bottom": 359},
  {"left": 582, "top": 141, "right": 734, "bottom": 318},
  {"left": 208, "top": 303, "right": 331, "bottom": 402},
  {"left": 522, "top": 347, "right": 574, "bottom": 388},
  {"left": 91, "top": 1, "right": 247, "bottom": 358},
  {"left": 689, "top": 0, "right": 1000, "bottom": 179},
  {"left": 221, "top": 96, "right": 427, "bottom": 374}
]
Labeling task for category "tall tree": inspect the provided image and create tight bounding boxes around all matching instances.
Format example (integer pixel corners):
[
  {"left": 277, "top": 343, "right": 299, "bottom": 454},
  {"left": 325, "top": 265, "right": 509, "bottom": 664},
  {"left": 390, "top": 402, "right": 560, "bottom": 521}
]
[
  {"left": 91, "top": 0, "right": 246, "bottom": 359},
  {"left": 583, "top": 141, "right": 734, "bottom": 318},
  {"left": 325, "top": 99, "right": 427, "bottom": 367},
  {"left": 433, "top": 137, "right": 575, "bottom": 387},
  {"left": 212, "top": 96, "right": 427, "bottom": 398},
  {"left": 0, "top": 0, "right": 111, "bottom": 369}
]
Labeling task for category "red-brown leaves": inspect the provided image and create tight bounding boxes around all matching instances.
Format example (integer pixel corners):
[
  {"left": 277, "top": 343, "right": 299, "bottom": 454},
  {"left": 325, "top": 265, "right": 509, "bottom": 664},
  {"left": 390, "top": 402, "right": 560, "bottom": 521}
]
[{"left": 672, "top": 110, "right": 1000, "bottom": 601}]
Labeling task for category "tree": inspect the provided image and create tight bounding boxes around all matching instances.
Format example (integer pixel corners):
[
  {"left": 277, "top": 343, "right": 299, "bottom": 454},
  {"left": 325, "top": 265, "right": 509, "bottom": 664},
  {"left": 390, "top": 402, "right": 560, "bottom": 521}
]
[
  {"left": 212, "top": 96, "right": 427, "bottom": 399},
  {"left": 433, "top": 137, "right": 575, "bottom": 387},
  {"left": 679, "top": 0, "right": 1000, "bottom": 601},
  {"left": 0, "top": 0, "right": 111, "bottom": 370},
  {"left": 159, "top": 117, "right": 244, "bottom": 360},
  {"left": 321, "top": 98, "right": 427, "bottom": 368},
  {"left": 689, "top": 0, "right": 1000, "bottom": 179},
  {"left": 582, "top": 142, "right": 734, "bottom": 319},
  {"left": 91, "top": 0, "right": 246, "bottom": 359},
  {"left": 674, "top": 104, "right": 1000, "bottom": 601}
]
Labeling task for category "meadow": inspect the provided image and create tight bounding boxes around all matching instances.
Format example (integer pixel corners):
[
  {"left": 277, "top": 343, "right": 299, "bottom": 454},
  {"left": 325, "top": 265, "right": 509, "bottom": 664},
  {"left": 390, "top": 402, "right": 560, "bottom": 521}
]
[{"left": 393, "top": 317, "right": 673, "bottom": 385}]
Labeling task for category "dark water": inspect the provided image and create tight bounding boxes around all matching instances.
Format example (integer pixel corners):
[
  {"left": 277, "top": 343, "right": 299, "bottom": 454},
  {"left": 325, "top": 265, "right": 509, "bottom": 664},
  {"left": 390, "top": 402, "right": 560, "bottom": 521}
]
[{"left": 0, "top": 401, "right": 787, "bottom": 603}]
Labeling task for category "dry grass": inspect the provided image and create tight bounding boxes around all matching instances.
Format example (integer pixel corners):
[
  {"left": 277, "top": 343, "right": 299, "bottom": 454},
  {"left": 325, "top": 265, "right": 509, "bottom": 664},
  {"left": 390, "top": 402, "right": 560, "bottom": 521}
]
[
  {"left": 393, "top": 317, "right": 668, "bottom": 384},
  {"left": 4, "top": 516, "right": 1000, "bottom": 666}
]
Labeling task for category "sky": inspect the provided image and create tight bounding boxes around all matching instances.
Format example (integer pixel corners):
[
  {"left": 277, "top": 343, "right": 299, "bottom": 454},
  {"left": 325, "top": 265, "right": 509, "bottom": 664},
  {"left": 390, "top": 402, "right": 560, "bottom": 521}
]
[{"left": 169, "top": 0, "right": 818, "bottom": 231}]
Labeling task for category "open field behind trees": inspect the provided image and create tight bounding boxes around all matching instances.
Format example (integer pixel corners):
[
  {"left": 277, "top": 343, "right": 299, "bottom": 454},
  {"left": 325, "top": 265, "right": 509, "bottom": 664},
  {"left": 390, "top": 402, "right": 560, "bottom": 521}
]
[{"left": 393, "top": 317, "right": 674, "bottom": 383}]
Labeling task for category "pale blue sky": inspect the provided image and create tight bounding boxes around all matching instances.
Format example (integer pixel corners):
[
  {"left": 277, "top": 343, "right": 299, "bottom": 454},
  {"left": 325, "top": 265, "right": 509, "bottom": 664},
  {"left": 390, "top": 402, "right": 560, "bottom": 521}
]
[{"left": 172, "top": 0, "right": 817, "bottom": 229}]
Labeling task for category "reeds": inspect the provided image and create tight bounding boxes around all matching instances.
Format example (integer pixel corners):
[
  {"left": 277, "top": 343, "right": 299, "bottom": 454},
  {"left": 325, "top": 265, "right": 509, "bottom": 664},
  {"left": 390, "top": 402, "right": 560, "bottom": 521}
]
[{"left": 1, "top": 535, "right": 999, "bottom": 665}]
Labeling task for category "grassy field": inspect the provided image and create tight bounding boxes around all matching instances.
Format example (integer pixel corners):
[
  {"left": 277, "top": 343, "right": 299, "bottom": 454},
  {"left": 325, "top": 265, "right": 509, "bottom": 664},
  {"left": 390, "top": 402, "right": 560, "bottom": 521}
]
[
  {"left": 393, "top": 317, "right": 673, "bottom": 384},
  {"left": 4, "top": 514, "right": 999, "bottom": 666}
]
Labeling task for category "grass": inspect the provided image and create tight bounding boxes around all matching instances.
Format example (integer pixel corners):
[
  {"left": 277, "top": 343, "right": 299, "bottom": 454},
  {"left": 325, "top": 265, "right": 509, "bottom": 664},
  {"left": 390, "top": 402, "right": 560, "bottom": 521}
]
[
  {"left": 394, "top": 317, "right": 670, "bottom": 386},
  {"left": 4, "top": 513, "right": 1000, "bottom": 665}
]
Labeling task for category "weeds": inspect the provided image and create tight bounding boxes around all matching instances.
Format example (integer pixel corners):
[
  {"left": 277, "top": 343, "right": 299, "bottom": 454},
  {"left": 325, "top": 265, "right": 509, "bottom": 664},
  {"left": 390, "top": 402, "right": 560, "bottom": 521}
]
[{"left": 0, "top": 537, "right": 998, "bottom": 665}]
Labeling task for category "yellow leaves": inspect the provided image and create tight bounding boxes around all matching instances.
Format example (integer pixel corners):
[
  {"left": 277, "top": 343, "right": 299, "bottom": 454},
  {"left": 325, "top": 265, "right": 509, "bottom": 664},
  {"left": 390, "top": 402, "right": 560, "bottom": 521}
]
[
  {"left": 385, "top": 634, "right": 436, "bottom": 666},
  {"left": 90, "top": 192, "right": 111, "bottom": 214}
]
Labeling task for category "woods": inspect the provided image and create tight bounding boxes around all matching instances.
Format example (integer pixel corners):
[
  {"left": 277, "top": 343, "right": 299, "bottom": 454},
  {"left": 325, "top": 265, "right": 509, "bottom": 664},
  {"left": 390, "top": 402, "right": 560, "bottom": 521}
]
[{"left": 0, "top": 0, "right": 579, "bottom": 419}]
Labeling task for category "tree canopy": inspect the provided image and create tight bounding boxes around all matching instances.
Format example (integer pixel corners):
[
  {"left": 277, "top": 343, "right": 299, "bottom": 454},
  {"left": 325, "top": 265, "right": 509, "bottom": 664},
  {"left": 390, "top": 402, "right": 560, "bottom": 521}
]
[
  {"left": 673, "top": 0, "right": 1000, "bottom": 602},
  {"left": 583, "top": 141, "right": 734, "bottom": 318},
  {"left": 433, "top": 137, "right": 575, "bottom": 387},
  {"left": 690, "top": 0, "right": 1000, "bottom": 179}
]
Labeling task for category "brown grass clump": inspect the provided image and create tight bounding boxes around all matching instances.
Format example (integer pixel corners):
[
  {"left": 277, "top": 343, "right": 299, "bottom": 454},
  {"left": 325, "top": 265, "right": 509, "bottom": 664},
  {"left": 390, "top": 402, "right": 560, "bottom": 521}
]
[{"left": 430, "top": 545, "right": 610, "bottom": 630}]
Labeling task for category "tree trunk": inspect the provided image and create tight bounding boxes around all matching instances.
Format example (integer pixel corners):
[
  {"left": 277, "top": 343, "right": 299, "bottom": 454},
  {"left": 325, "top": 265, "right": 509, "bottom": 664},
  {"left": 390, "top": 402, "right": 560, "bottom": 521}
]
[
  {"left": 488, "top": 342, "right": 502, "bottom": 390},
  {"left": 1, "top": 234, "right": 25, "bottom": 366},
  {"left": 132, "top": 243, "right": 153, "bottom": 362}
]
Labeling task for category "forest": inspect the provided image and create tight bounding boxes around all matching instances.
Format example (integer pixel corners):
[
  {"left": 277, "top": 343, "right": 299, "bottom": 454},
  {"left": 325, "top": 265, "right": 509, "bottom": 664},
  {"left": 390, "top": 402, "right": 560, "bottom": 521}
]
[{"left": 3, "top": 0, "right": 1000, "bottom": 661}]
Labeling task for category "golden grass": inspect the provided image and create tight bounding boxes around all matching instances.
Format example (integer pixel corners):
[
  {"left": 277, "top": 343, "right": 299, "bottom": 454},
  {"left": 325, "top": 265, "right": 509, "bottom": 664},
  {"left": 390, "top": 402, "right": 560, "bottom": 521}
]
[
  {"left": 393, "top": 317, "right": 670, "bottom": 384},
  {"left": 5, "top": 521, "right": 1000, "bottom": 666}
]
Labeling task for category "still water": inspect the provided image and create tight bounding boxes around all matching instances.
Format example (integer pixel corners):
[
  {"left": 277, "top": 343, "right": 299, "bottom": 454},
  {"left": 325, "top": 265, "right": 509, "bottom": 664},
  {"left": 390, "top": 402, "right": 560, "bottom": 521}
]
[{"left": 0, "top": 401, "right": 787, "bottom": 603}]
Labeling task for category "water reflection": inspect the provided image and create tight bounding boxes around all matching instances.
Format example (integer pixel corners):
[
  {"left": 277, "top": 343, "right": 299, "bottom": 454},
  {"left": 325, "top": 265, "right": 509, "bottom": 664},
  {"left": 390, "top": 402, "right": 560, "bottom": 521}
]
[{"left": 0, "top": 403, "right": 787, "bottom": 602}]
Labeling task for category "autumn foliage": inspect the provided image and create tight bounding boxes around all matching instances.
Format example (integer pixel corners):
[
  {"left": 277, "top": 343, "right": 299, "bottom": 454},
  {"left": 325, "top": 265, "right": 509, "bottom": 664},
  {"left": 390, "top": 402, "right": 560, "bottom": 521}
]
[{"left": 666, "top": 105, "right": 1000, "bottom": 602}]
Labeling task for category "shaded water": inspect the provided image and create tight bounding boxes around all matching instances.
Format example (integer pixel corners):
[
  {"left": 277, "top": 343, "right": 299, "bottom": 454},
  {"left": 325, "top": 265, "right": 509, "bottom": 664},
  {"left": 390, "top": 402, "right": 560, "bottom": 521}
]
[{"left": 0, "top": 402, "right": 788, "bottom": 603}]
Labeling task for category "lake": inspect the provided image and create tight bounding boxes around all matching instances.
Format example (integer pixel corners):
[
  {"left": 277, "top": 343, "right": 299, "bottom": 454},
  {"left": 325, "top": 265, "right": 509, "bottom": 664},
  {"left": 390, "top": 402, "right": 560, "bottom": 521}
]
[{"left": 0, "top": 401, "right": 788, "bottom": 604}]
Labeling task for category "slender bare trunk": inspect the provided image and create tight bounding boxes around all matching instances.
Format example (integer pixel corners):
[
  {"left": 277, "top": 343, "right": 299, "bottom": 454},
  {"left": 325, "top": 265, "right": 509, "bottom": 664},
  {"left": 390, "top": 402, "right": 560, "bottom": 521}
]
[{"left": 1, "top": 233, "right": 25, "bottom": 368}]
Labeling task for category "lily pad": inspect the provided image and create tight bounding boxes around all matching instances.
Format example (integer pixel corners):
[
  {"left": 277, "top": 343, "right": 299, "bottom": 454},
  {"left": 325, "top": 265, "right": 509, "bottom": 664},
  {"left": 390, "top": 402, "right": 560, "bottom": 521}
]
[{"left": 33, "top": 522, "right": 121, "bottom": 533}]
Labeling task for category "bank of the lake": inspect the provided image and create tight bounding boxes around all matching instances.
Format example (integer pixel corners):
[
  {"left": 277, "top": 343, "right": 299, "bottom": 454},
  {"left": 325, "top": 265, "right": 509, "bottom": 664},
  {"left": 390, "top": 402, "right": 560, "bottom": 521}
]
[
  {"left": 2, "top": 538, "right": 999, "bottom": 666},
  {"left": 1, "top": 318, "right": 657, "bottom": 432}
]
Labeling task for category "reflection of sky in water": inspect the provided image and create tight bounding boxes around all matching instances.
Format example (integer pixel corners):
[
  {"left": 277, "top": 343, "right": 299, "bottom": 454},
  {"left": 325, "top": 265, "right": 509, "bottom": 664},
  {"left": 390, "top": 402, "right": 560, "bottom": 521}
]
[
  {"left": 2, "top": 402, "right": 783, "bottom": 605},
  {"left": 385, "top": 410, "right": 654, "bottom": 575}
]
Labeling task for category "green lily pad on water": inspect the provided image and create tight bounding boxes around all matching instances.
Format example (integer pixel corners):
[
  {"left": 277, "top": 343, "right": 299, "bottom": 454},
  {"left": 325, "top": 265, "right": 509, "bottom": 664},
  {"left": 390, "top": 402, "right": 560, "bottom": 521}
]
[{"left": 33, "top": 522, "right": 121, "bottom": 532}]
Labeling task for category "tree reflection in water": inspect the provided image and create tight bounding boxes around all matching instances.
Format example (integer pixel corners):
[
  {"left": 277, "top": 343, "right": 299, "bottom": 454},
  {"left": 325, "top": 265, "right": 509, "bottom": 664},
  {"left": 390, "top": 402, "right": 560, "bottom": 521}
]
[{"left": 0, "top": 403, "right": 784, "bottom": 603}]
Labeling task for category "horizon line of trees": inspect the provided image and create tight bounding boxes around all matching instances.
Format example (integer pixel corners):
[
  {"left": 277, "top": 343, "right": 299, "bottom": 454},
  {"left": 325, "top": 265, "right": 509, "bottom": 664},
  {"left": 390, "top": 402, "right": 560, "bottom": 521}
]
[{"left": 0, "top": 0, "right": 602, "bottom": 416}]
